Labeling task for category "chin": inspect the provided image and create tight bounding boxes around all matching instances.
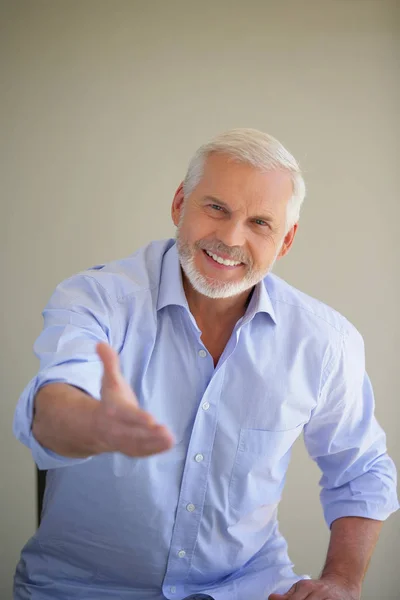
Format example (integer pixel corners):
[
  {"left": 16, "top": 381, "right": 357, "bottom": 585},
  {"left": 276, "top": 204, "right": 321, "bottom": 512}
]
[{"left": 192, "top": 273, "right": 254, "bottom": 300}]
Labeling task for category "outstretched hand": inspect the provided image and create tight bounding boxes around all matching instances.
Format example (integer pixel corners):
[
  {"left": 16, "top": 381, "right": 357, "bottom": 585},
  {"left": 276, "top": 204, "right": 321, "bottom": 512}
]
[{"left": 92, "top": 342, "right": 174, "bottom": 457}]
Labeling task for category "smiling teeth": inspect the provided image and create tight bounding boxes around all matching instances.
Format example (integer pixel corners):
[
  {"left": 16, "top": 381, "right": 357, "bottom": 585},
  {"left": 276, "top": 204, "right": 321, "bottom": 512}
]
[{"left": 206, "top": 250, "right": 241, "bottom": 267}]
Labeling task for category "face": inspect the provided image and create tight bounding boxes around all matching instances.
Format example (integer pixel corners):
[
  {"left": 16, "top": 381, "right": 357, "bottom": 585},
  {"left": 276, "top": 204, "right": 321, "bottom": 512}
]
[{"left": 172, "top": 153, "right": 297, "bottom": 299}]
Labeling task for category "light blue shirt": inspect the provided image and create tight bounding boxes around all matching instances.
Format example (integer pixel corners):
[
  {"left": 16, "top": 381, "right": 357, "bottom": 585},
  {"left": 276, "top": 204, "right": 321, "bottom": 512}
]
[{"left": 13, "top": 239, "right": 398, "bottom": 600}]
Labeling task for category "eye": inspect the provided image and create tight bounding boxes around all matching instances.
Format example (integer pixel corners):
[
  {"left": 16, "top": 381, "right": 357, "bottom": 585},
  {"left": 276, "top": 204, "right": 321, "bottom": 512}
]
[
  {"left": 210, "top": 204, "right": 225, "bottom": 212},
  {"left": 254, "top": 219, "right": 269, "bottom": 227}
]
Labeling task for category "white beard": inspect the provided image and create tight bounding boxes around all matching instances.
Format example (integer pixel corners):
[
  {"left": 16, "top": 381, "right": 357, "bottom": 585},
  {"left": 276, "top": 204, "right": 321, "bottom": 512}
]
[{"left": 176, "top": 222, "right": 281, "bottom": 300}]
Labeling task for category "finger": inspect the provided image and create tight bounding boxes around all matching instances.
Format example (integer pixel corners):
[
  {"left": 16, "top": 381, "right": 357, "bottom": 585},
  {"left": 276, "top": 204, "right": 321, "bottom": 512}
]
[
  {"left": 140, "top": 432, "right": 175, "bottom": 456},
  {"left": 120, "top": 425, "right": 175, "bottom": 456},
  {"left": 286, "top": 581, "right": 333, "bottom": 600},
  {"left": 269, "top": 583, "right": 296, "bottom": 598},
  {"left": 296, "top": 595, "right": 327, "bottom": 600},
  {"left": 279, "top": 590, "right": 315, "bottom": 600},
  {"left": 269, "top": 582, "right": 303, "bottom": 600},
  {"left": 112, "top": 402, "right": 156, "bottom": 426},
  {"left": 120, "top": 423, "right": 174, "bottom": 445},
  {"left": 269, "top": 591, "right": 294, "bottom": 599}
]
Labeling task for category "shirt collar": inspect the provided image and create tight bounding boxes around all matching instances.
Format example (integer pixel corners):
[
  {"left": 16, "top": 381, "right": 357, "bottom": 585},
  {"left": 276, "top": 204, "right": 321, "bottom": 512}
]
[
  {"left": 243, "top": 275, "right": 277, "bottom": 325},
  {"left": 157, "top": 241, "right": 277, "bottom": 324},
  {"left": 157, "top": 242, "right": 190, "bottom": 312}
]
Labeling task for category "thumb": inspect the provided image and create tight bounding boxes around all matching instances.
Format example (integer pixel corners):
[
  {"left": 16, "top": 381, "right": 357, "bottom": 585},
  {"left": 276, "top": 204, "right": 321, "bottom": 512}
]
[
  {"left": 269, "top": 584, "right": 297, "bottom": 600},
  {"left": 96, "top": 342, "right": 136, "bottom": 404}
]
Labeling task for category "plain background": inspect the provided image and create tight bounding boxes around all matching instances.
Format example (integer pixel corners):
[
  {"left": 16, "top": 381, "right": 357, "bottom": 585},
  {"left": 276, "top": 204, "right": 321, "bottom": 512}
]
[{"left": 1, "top": 1, "right": 399, "bottom": 598}]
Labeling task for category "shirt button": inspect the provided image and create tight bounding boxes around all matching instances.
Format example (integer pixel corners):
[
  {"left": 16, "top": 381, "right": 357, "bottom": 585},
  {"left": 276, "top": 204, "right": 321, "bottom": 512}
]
[
  {"left": 198, "top": 349, "right": 207, "bottom": 358},
  {"left": 194, "top": 453, "right": 204, "bottom": 463},
  {"left": 177, "top": 549, "right": 186, "bottom": 558},
  {"left": 202, "top": 401, "right": 210, "bottom": 411},
  {"left": 186, "top": 503, "right": 195, "bottom": 512},
  {"left": 170, "top": 586, "right": 176, "bottom": 594}
]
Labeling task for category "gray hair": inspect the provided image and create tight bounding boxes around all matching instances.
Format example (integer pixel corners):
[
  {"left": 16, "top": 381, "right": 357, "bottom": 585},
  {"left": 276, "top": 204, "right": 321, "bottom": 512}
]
[{"left": 182, "top": 128, "right": 306, "bottom": 232}]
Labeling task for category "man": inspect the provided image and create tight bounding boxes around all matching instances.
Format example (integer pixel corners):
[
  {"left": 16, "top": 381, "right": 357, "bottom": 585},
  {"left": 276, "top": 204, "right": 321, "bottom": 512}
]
[{"left": 14, "top": 128, "right": 398, "bottom": 600}]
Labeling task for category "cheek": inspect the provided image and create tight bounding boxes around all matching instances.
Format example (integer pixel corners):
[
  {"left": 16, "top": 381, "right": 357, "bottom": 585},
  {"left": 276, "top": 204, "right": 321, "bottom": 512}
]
[
  {"left": 249, "top": 237, "right": 280, "bottom": 268},
  {"left": 178, "top": 218, "right": 195, "bottom": 242},
  {"left": 183, "top": 215, "right": 216, "bottom": 243}
]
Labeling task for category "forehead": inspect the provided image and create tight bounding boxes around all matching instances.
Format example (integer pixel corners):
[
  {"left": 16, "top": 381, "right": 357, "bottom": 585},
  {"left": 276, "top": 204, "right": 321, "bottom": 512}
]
[{"left": 197, "top": 153, "right": 293, "bottom": 210}]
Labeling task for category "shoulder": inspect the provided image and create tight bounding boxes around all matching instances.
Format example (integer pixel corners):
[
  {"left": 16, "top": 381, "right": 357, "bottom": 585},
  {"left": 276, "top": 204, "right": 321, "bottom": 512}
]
[
  {"left": 265, "top": 274, "right": 366, "bottom": 391},
  {"left": 51, "top": 239, "right": 174, "bottom": 308},
  {"left": 265, "top": 273, "right": 362, "bottom": 344}
]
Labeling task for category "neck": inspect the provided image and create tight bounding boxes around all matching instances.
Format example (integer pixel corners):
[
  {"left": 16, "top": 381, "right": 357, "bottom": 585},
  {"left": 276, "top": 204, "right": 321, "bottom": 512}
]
[{"left": 182, "top": 272, "right": 253, "bottom": 325}]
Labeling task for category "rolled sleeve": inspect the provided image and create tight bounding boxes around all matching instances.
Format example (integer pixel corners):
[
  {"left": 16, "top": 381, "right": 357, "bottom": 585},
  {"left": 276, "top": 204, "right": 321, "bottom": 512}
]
[
  {"left": 13, "top": 272, "right": 120, "bottom": 470},
  {"left": 304, "top": 325, "right": 399, "bottom": 528}
]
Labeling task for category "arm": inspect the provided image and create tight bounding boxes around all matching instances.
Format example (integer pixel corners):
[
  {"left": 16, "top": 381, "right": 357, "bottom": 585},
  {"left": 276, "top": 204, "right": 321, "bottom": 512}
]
[
  {"left": 33, "top": 346, "right": 173, "bottom": 460},
  {"left": 320, "top": 516, "right": 382, "bottom": 590},
  {"left": 14, "top": 274, "right": 172, "bottom": 469},
  {"left": 32, "top": 382, "right": 105, "bottom": 458},
  {"left": 269, "top": 325, "right": 398, "bottom": 600},
  {"left": 269, "top": 517, "right": 382, "bottom": 599},
  {"left": 303, "top": 325, "right": 398, "bottom": 529},
  {"left": 269, "top": 516, "right": 382, "bottom": 600}
]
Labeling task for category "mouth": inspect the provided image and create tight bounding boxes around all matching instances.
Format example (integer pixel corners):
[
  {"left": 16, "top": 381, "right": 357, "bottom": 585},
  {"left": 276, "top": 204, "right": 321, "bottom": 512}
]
[{"left": 202, "top": 249, "right": 244, "bottom": 269}]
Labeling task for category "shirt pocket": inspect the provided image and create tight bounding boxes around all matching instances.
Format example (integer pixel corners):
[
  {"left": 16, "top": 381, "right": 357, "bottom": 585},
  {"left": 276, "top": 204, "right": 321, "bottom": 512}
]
[{"left": 228, "top": 425, "right": 303, "bottom": 515}]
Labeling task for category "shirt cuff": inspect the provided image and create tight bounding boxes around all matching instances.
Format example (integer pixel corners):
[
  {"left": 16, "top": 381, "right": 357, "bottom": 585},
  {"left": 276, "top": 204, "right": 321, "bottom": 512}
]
[
  {"left": 326, "top": 500, "right": 399, "bottom": 527},
  {"left": 13, "top": 365, "right": 102, "bottom": 470}
]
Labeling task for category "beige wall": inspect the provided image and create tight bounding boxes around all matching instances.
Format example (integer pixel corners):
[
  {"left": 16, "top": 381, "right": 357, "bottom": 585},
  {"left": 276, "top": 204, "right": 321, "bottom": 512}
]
[{"left": 1, "top": 1, "right": 399, "bottom": 598}]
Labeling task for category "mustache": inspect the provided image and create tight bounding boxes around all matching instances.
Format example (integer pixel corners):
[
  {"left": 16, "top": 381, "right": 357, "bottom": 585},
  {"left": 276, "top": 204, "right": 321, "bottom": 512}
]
[{"left": 195, "top": 239, "right": 251, "bottom": 266}]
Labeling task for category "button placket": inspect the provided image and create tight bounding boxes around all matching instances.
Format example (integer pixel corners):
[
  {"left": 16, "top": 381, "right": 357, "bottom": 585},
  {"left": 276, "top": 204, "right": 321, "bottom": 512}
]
[{"left": 162, "top": 365, "right": 227, "bottom": 591}]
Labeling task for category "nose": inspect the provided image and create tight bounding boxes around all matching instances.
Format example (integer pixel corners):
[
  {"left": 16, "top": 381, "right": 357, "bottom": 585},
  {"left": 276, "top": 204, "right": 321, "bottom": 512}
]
[{"left": 217, "top": 218, "right": 246, "bottom": 249}]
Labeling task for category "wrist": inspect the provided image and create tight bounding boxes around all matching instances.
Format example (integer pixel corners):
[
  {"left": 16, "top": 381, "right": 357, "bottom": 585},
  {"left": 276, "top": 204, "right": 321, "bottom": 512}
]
[{"left": 320, "top": 571, "right": 362, "bottom": 594}]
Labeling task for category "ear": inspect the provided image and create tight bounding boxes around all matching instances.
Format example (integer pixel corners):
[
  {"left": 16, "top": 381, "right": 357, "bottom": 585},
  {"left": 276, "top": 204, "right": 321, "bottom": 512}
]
[
  {"left": 171, "top": 182, "right": 185, "bottom": 227},
  {"left": 277, "top": 223, "right": 298, "bottom": 259}
]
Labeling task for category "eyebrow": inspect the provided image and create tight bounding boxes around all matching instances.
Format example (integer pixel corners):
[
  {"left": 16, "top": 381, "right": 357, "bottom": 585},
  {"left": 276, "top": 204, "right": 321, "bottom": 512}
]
[{"left": 202, "top": 195, "right": 276, "bottom": 224}]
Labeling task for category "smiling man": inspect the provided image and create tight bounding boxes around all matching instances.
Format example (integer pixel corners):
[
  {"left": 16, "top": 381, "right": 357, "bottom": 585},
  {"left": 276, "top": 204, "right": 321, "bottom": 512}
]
[{"left": 13, "top": 129, "right": 398, "bottom": 600}]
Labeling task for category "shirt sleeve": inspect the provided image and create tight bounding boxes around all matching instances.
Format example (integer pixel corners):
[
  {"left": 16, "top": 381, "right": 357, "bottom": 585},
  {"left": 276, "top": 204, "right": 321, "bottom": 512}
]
[
  {"left": 303, "top": 324, "right": 399, "bottom": 528},
  {"left": 13, "top": 272, "right": 120, "bottom": 471}
]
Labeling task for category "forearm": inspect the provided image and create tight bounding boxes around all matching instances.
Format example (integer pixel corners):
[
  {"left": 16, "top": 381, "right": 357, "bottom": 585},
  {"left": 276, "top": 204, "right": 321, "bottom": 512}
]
[
  {"left": 32, "top": 383, "right": 102, "bottom": 458},
  {"left": 320, "top": 516, "right": 383, "bottom": 588}
]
